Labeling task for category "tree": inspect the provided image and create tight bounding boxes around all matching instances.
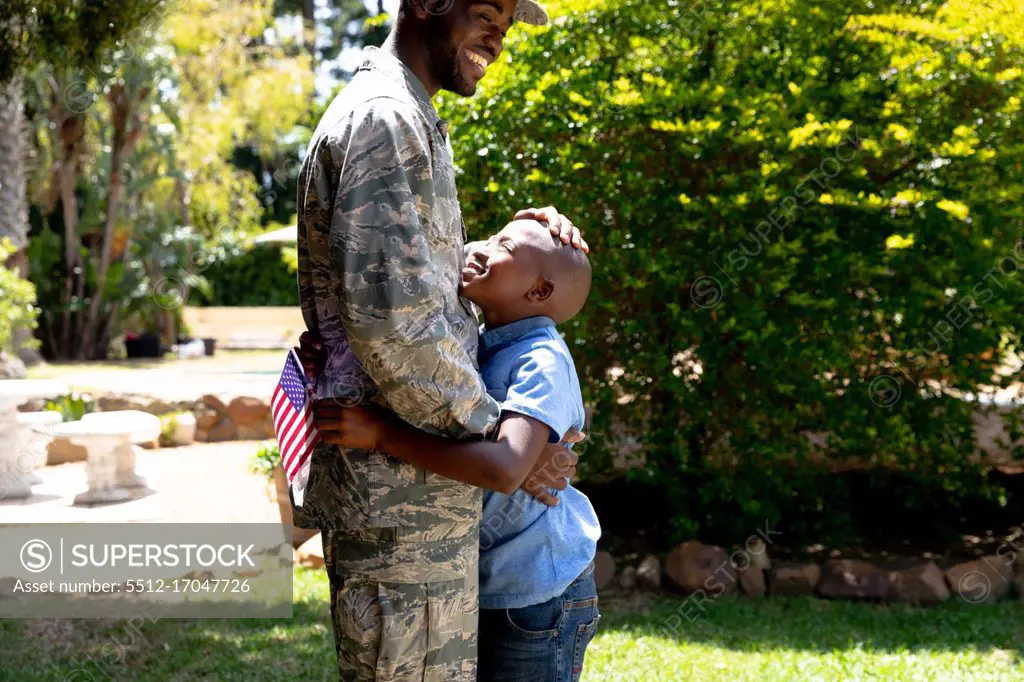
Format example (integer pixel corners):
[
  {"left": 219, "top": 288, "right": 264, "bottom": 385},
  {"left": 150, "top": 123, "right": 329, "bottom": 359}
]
[
  {"left": 22, "top": 0, "right": 313, "bottom": 359},
  {"left": 0, "top": 1, "right": 162, "bottom": 364}
]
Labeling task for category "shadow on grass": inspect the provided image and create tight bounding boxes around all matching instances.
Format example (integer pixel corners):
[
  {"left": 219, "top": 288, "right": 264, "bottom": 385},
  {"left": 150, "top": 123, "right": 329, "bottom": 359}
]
[
  {"left": 598, "top": 592, "right": 1024, "bottom": 658},
  {"left": 0, "top": 599, "right": 337, "bottom": 681}
]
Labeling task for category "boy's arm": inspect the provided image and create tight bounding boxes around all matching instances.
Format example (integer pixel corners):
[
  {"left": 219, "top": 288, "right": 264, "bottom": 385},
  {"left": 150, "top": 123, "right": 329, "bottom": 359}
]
[{"left": 313, "top": 401, "right": 576, "bottom": 501}]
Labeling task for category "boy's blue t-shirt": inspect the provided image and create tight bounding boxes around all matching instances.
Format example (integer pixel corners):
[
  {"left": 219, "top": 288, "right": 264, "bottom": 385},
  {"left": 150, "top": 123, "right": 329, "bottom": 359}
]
[{"left": 477, "top": 315, "right": 601, "bottom": 610}]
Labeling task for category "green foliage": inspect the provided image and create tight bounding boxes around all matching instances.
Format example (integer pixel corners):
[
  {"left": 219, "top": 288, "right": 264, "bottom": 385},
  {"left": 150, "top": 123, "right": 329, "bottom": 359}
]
[
  {"left": 21, "top": 0, "right": 313, "bottom": 358},
  {"left": 0, "top": 239, "right": 38, "bottom": 354},
  {"left": 197, "top": 245, "right": 299, "bottom": 307},
  {"left": 0, "top": 0, "right": 163, "bottom": 83},
  {"left": 159, "top": 411, "right": 185, "bottom": 446},
  {"left": 249, "top": 440, "right": 281, "bottom": 482},
  {"left": 443, "top": 0, "right": 1024, "bottom": 544},
  {"left": 45, "top": 393, "right": 95, "bottom": 422}
]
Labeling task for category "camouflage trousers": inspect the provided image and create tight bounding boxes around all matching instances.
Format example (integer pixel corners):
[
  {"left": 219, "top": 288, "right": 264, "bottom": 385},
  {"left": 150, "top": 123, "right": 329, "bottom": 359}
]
[{"left": 325, "top": 527, "right": 480, "bottom": 681}]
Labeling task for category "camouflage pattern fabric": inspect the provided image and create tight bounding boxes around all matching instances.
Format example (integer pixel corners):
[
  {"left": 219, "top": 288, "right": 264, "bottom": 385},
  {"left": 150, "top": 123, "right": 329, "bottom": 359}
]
[
  {"left": 327, "top": 528, "right": 480, "bottom": 682},
  {"left": 293, "top": 46, "right": 500, "bottom": 679}
]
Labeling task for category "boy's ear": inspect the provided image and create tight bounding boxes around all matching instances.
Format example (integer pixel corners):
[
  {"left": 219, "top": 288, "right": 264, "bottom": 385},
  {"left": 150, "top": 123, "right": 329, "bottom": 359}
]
[{"left": 527, "top": 278, "right": 554, "bottom": 303}]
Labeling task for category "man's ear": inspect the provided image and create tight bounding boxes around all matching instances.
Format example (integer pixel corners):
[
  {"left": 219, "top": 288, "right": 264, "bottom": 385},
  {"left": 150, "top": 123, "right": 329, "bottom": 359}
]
[
  {"left": 527, "top": 278, "right": 554, "bottom": 303},
  {"left": 405, "top": 0, "right": 431, "bottom": 20}
]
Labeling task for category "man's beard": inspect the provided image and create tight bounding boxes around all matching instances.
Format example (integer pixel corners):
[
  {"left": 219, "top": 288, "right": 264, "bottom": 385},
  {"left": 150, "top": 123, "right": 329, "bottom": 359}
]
[{"left": 427, "top": 22, "right": 476, "bottom": 97}]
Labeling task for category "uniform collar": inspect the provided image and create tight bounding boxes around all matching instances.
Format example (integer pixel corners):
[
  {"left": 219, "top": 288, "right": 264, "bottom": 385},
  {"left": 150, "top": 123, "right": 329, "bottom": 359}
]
[
  {"left": 479, "top": 316, "right": 557, "bottom": 357},
  {"left": 356, "top": 46, "right": 446, "bottom": 137}
]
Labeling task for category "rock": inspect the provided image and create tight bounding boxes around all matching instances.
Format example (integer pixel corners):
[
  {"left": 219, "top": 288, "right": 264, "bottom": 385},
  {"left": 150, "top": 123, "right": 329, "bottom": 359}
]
[
  {"left": 746, "top": 537, "right": 771, "bottom": 571},
  {"left": 228, "top": 397, "right": 271, "bottom": 427},
  {"left": 0, "top": 353, "right": 27, "bottom": 379},
  {"left": 161, "top": 413, "right": 197, "bottom": 447},
  {"left": 636, "top": 555, "right": 662, "bottom": 590},
  {"left": 143, "top": 399, "right": 174, "bottom": 416},
  {"left": 199, "top": 420, "right": 237, "bottom": 443},
  {"left": 194, "top": 403, "right": 220, "bottom": 431},
  {"left": 769, "top": 562, "right": 821, "bottom": 597},
  {"left": 17, "top": 346, "right": 44, "bottom": 367},
  {"left": 594, "top": 551, "right": 616, "bottom": 591},
  {"left": 665, "top": 541, "right": 736, "bottom": 594},
  {"left": 295, "top": 534, "right": 324, "bottom": 569},
  {"left": 887, "top": 562, "right": 950, "bottom": 606},
  {"left": 618, "top": 566, "right": 638, "bottom": 590},
  {"left": 739, "top": 567, "right": 766, "bottom": 596},
  {"left": 96, "top": 395, "right": 149, "bottom": 413},
  {"left": 200, "top": 394, "right": 229, "bottom": 414},
  {"left": 48, "top": 436, "right": 88, "bottom": 465},
  {"left": 947, "top": 556, "right": 1014, "bottom": 604},
  {"left": 17, "top": 398, "right": 46, "bottom": 413},
  {"left": 818, "top": 559, "right": 890, "bottom": 600},
  {"left": 236, "top": 415, "right": 275, "bottom": 441}
]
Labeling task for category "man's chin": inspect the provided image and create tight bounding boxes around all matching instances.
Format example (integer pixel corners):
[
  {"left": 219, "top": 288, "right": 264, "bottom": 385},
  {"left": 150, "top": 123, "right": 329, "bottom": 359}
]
[{"left": 442, "top": 72, "right": 479, "bottom": 98}]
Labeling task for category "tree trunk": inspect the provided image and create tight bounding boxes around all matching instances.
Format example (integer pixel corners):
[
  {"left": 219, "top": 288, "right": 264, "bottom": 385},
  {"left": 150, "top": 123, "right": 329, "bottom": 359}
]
[
  {"left": 0, "top": 76, "right": 28, "bottom": 270},
  {"left": 81, "top": 83, "right": 148, "bottom": 359},
  {"left": 303, "top": 0, "right": 316, "bottom": 65},
  {"left": 0, "top": 75, "right": 41, "bottom": 364}
]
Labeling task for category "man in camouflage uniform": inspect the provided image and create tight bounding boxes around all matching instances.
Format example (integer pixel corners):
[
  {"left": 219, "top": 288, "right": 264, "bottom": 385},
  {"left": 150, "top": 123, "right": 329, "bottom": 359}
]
[{"left": 293, "top": 1, "right": 586, "bottom": 679}]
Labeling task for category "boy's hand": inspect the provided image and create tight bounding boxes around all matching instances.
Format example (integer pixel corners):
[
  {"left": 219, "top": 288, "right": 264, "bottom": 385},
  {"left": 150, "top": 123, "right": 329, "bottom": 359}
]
[
  {"left": 514, "top": 207, "right": 590, "bottom": 253},
  {"left": 312, "top": 400, "right": 387, "bottom": 451},
  {"left": 295, "top": 331, "right": 325, "bottom": 384},
  {"left": 521, "top": 428, "right": 584, "bottom": 507}
]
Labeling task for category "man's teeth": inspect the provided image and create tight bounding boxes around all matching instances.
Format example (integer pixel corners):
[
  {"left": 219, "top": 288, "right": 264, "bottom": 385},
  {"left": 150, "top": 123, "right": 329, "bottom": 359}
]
[{"left": 467, "top": 52, "right": 488, "bottom": 71}]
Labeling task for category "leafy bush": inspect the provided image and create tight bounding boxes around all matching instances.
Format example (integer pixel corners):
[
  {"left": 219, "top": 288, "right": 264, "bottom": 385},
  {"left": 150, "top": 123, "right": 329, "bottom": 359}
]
[
  {"left": 442, "top": 0, "right": 1024, "bottom": 544},
  {"left": 45, "top": 393, "right": 95, "bottom": 422},
  {"left": 196, "top": 244, "right": 298, "bottom": 307},
  {"left": 249, "top": 440, "right": 281, "bottom": 482},
  {"left": 0, "top": 239, "right": 39, "bottom": 355}
]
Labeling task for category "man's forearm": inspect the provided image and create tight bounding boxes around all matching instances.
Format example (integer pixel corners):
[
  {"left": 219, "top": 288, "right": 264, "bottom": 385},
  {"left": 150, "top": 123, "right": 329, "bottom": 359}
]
[{"left": 377, "top": 421, "right": 532, "bottom": 495}]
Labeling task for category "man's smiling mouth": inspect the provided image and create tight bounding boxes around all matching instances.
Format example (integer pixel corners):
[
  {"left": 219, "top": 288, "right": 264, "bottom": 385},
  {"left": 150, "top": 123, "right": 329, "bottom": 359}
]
[{"left": 466, "top": 49, "right": 491, "bottom": 77}]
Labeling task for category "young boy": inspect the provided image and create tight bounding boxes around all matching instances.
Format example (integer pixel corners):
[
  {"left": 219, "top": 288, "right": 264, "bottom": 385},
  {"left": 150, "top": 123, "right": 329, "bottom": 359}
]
[{"left": 315, "top": 219, "right": 601, "bottom": 682}]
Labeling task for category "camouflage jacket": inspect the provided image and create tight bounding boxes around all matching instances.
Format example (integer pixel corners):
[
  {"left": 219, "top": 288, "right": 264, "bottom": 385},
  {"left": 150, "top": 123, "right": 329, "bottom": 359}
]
[{"left": 293, "top": 47, "right": 501, "bottom": 545}]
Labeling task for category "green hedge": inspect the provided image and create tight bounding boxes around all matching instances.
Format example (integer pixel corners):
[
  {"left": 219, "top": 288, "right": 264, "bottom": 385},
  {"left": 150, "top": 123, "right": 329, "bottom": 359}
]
[
  {"left": 195, "top": 244, "right": 298, "bottom": 307},
  {"left": 442, "top": 0, "right": 1024, "bottom": 544}
]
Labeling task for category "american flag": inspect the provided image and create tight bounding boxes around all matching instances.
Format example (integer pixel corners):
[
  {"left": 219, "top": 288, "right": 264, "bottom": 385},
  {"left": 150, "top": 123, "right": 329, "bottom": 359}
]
[{"left": 272, "top": 349, "right": 320, "bottom": 506}]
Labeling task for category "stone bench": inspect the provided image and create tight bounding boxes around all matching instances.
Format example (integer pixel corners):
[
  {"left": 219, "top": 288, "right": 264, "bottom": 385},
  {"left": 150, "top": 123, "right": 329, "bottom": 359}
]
[
  {"left": 51, "top": 410, "right": 161, "bottom": 505},
  {"left": 2, "top": 387, "right": 66, "bottom": 500},
  {"left": 14, "top": 411, "right": 62, "bottom": 487}
]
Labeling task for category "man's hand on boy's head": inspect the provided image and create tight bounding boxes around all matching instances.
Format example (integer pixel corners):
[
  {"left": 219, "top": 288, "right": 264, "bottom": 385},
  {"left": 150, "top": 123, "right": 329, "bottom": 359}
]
[
  {"left": 520, "top": 428, "right": 584, "bottom": 507},
  {"left": 514, "top": 206, "right": 590, "bottom": 253}
]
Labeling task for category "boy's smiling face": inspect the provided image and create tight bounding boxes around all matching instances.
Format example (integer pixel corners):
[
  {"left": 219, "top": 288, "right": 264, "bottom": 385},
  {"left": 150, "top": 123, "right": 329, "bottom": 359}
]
[
  {"left": 461, "top": 219, "right": 592, "bottom": 328},
  {"left": 461, "top": 220, "right": 546, "bottom": 311}
]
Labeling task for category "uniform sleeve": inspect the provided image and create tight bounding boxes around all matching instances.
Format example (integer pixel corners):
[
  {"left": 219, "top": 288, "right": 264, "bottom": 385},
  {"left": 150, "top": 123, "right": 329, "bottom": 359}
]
[
  {"left": 328, "top": 100, "right": 500, "bottom": 438},
  {"left": 501, "top": 346, "right": 577, "bottom": 444}
]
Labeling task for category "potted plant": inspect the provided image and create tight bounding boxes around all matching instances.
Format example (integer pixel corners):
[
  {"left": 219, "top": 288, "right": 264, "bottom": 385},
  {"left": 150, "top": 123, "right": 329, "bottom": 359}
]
[{"left": 248, "top": 441, "right": 317, "bottom": 549}]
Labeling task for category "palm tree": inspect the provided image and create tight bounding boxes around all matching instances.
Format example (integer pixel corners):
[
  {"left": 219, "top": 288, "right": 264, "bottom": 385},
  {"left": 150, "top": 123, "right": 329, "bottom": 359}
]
[{"left": 0, "top": 76, "right": 28, "bottom": 277}]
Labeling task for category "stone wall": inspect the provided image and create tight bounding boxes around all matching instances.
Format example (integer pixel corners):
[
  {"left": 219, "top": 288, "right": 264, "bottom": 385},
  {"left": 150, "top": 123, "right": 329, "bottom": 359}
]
[
  {"left": 20, "top": 392, "right": 276, "bottom": 463},
  {"left": 595, "top": 539, "right": 1024, "bottom": 607}
]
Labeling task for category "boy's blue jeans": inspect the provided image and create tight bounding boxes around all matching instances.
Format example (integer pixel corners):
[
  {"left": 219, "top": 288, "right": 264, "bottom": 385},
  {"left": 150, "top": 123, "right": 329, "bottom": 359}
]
[{"left": 478, "top": 562, "right": 600, "bottom": 682}]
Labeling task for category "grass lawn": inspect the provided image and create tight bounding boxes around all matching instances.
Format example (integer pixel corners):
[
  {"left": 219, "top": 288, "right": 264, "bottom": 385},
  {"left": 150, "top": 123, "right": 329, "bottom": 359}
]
[{"left": 1, "top": 568, "right": 1022, "bottom": 681}]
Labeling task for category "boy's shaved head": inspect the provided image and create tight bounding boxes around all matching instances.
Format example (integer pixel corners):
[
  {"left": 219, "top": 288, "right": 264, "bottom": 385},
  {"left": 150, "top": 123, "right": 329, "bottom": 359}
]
[
  {"left": 532, "top": 223, "right": 592, "bottom": 323},
  {"left": 461, "top": 219, "right": 592, "bottom": 327}
]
